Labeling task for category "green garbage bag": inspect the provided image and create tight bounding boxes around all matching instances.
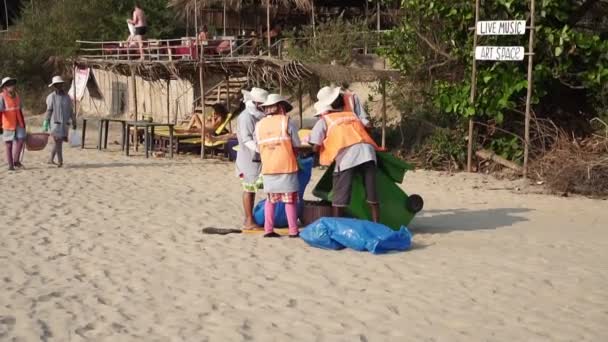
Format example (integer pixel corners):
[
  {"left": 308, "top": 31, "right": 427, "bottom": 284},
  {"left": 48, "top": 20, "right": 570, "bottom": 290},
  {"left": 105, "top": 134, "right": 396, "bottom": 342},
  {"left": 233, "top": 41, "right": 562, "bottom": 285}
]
[{"left": 312, "top": 152, "right": 423, "bottom": 230}]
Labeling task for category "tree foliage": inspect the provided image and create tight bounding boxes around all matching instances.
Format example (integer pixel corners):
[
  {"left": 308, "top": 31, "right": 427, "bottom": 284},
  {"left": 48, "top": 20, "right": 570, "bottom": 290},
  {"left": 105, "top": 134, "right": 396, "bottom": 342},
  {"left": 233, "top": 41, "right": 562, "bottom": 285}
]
[{"left": 382, "top": 0, "right": 608, "bottom": 158}]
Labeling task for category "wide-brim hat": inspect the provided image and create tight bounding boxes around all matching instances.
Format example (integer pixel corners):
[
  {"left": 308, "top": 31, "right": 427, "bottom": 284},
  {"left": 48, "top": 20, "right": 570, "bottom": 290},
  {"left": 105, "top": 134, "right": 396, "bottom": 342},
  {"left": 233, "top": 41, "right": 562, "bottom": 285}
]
[
  {"left": 314, "top": 102, "right": 332, "bottom": 117},
  {"left": 260, "top": 94, "right": 293, "bottom": 113},
  {"left": 48, "top": 76, "right": 66, "bottom": 88},
  {"left": 0, "top": 77, "right": 17, "bottom": 88},
  {"left": 242, "top": 87, "right": 269, "bottom": 103},
  {"left": 314, "top": 86, "right": 341, "bottom": 110}
]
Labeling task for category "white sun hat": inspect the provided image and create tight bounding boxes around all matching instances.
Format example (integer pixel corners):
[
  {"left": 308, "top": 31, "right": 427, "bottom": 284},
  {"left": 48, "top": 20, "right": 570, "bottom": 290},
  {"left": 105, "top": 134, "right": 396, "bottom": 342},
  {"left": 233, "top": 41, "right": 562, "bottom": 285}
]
[
  {"left": 242, "top": 87, "right": 269, "bottom": 103},
  {"left": 48, "top": 76, "right": 66, "bottom": 87},
  {"left": 0, "top": 77, "right": 17, "bottom": 88},
  {"left": 260, "top": 94, "right": 293, "bottom": 113},
  {"left": 313, "top": 102, "right": 333, "bottom": 117},
  {"left": 314, "top": 86, "right": 341, "bottom": 109}
]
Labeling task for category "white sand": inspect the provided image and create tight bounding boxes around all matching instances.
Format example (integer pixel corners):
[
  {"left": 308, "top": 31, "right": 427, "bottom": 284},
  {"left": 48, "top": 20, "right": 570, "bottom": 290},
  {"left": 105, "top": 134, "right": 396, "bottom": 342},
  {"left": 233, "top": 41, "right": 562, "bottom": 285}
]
[{"left": 1, "top": 130, "right": 607, "bottom": 341}]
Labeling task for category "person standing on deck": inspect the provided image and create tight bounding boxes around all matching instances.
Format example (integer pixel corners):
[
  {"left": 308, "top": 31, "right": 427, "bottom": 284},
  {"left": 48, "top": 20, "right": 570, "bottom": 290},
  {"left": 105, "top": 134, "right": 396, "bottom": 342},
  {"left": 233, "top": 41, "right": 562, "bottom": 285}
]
[
  {"left": 0, "top": 77, "right": 26, "bottom": 171},
  {"left": 309, "top": 86, "right": 381, "bottom": 222},
  {"left": 236, "top": 87, "right": 269, "bottom": 230},
  {"left": 43, "top": 76, "right": 76, "bottom": 168},
  {"left": 256, "top": 94, "right": 301, "bottom": 238},
  {"left": 127, "top": 2, "right": 147, "bottom": 60}
]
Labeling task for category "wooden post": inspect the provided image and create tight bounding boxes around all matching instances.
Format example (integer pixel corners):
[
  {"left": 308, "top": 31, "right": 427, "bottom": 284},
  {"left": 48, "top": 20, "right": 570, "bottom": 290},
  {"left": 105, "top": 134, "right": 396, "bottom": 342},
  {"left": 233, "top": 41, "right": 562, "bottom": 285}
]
[
  {"left": 467, "top": 0, "right": 481, "bottom": 173},
  {"left": 3, "top": 0, "right": 8, "bottom": 31},
  {"left": 298, "top": 83, "right": 303, "bottom": 128},
  {"left": 381, "top": 79, "right": 387, "bottom": 149},
  {"left": 72, "top": 63, "right": 77, "bottom": 116},
  {"left": 376, "top": 1, "right": 380, "bottom": 47},
  {"left": 131, "top": 67, "right": 138, "bottom": 121},
  {"left": 364, "top": 0, "right": 369, "bottom": 54},
  {"left": 266, "top": 0, "right": 271, "bottom": 56},
  {"left": 225, "top": 74, "right": 231, "bottom": 112},
  {"left": 199, "top": 64, "right": 206, "bottom": 159},
  {"left": 166, "top": 79, "right": 170, "bottom": 123},
  {"left": 523, "top": 0, "right": 536, "bottom": 178},
  {"left": 223, "top": 0, "right": 227, "bottom": 36},
  {"left": 311, "top": 2, "right": 316, "bottom": 38}
]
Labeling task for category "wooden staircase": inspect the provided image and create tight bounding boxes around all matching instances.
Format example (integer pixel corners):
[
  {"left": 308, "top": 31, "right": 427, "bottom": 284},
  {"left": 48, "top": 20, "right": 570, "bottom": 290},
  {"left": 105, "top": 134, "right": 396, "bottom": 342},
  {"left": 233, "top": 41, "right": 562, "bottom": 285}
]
[{"left": 194, "top": 76, "right": 249, "bottom": 116}]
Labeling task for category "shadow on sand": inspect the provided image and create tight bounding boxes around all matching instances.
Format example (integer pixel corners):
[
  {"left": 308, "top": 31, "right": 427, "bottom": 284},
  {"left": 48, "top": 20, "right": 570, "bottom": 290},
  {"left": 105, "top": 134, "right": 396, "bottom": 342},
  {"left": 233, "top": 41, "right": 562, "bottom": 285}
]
[{"left": 410, "top": 208, "right": 532, "bottom": 234}]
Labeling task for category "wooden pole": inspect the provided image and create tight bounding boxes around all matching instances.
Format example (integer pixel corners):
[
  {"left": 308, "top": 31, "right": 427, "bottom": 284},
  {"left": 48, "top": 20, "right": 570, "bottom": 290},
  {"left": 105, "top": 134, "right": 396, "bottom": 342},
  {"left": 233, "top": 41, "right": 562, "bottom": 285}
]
[
  {"left": 376, "top": 0, "right": 380, "bottom": 47},
  {"left": 131, "top": 67, "right": 138, "bottom": 121},
  {"left": 523, "top": 0, "right": 536, "bottom": 178},
  {"left": 223, "top": 0, "right": 227, "bottom": 36},
  {"left": 225, "top": 74, "right": 231, "bottom": 112},
  {"left": 311, "top": 2, "right": 316, "bottom": 38},
  {"left": 199, "top": 64, "right": 206, "bottom": 159},
  {"left": 166, "top": 79, "right": 170, "bottom": 123},
  {"left": 194, "top": 0, "right": 198, "bottom": 42},
  {"left": 298, "top": 83, "right": 303, "bottom": 128},
  {"left": 381, "top": 80, "right": 387, "bottom": 149},
  {"left": 266, "top": 0, "right": 271, "bottom": 56},
  {"left": 467, "top": 0, "right": 481, "bottom": 173},
  {"left": 364, "top": 0, "right": 368, "bottom": 54},
  {"left": 72, "top": 63, "right": 77, "bottom": 116},
  {"left": 3, "top": 0, "right": 8, "bottom": 31}
]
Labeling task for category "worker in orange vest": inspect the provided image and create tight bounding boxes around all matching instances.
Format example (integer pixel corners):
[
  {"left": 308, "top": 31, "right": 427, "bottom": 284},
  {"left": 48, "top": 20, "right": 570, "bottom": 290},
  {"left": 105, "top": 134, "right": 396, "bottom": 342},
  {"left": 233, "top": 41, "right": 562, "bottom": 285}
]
[
  {"left": 256, "top": 94, "right": 301, "bottom": 238},
  {"left": 0, "top": 77, "right": 27, "bottom": 171},
  {"left": 309, "top": 86, "right": 381, "bottom": 222}
]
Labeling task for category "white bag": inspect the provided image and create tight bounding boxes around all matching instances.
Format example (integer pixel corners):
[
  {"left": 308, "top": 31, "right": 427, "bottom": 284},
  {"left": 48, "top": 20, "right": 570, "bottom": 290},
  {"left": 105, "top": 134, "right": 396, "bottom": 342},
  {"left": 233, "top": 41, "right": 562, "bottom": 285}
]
[{"left": 69, "top": 130, "right": 82, "bottom": 148}]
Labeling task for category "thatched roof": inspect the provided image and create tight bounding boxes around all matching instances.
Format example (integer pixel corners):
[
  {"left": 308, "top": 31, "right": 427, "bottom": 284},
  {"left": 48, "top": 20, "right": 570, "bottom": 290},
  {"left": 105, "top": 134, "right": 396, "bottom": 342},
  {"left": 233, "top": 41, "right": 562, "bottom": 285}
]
[
  {"left": 169, "top": 0, "right": 313, "bottom": 13},
  {"left": 73, "top": 57, "right": 401, "bottom": 87}
]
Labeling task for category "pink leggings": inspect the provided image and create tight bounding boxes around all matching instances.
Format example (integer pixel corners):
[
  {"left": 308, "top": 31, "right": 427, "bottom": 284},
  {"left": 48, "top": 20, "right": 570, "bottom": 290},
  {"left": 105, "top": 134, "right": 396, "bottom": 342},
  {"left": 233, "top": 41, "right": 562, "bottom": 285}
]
[{"left": 264, "top": 200, "right": 299, "bottom": 235}]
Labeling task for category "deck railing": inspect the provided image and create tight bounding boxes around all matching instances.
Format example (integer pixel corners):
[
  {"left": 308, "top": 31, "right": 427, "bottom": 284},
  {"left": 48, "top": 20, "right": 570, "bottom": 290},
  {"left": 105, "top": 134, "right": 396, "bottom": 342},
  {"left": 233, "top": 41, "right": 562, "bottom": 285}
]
[
  {"left": 76, "top": 30, "right": 393, "bottom": 62},
  {"left": 76, "top": 36, "right": 255, "bottom": 62}
]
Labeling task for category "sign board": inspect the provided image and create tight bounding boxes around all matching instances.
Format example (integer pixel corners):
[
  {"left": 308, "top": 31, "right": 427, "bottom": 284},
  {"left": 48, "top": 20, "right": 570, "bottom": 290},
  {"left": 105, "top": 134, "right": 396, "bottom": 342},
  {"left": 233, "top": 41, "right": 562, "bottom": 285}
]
[
  {"left": 68, "top": 67, "right": 90, "bottom": 101},
  {"left": 477, "top": 20, "right": 526, "bottom": 35},
  {"left": 475, "top": 46, "right": 525, "bottom": 61}
]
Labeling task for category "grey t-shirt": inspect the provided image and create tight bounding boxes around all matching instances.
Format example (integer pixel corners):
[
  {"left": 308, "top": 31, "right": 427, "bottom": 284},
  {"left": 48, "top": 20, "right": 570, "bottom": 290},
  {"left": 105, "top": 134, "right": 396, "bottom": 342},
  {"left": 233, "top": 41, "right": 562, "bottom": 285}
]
[
  {"left": 235, "top": 105, "right": 263, "bottom": 183},
  {"left": 309, "top": 115, "right": 376, "bottom": 173},
  {"left": 255, "top": 115, "right": 301, "bottom": 193},
  {"left": 45, "top": 92, "right": 75, "bottom": 138}
]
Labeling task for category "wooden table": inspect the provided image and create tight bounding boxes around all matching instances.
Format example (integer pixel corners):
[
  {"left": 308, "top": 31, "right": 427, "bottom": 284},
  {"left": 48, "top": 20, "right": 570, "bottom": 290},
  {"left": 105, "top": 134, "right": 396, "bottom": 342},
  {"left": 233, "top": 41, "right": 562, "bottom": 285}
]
[
  {"left": 81, "top": 117, "right": 127, "bottom": 151},
  {"left": 125, "top": 121, "right": 174, "bottom": 158}
]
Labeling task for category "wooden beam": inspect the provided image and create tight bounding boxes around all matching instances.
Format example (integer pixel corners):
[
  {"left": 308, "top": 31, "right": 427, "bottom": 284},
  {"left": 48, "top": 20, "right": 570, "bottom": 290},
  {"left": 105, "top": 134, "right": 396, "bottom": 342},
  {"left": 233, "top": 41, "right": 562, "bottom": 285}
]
[
  {"left": 298, "top": 83, "right": 303, "bottom": 129},
  {"left": 467, "top": 0, "right": 481, "bottom": 172},
  {"left": 166, "top": 79, "right": 170, "bottom": 123},
  {"left": 476, "top": 149, "right": 523, "bottom": 173},
  {"left": 523, "top": 0, "right": 536, "bottom": 179},
  {"left": 199, "top": 64, "right": 206, "bottom": 159},
  {"left": 381, "top": 79, "right": 387, "bottom": 149}
]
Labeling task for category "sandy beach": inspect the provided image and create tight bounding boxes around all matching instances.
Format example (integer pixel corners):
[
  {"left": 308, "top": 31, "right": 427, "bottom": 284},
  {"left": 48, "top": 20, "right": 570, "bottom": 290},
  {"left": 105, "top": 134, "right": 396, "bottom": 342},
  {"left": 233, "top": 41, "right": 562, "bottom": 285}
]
[{"left": 1, "top": 129, "right": 607, "bottom": 341}]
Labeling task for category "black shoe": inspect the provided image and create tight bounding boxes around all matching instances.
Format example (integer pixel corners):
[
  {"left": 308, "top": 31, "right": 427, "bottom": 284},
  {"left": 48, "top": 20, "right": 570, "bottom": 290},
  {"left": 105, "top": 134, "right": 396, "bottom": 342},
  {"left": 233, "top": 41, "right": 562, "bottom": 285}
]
[
  {"left": 8, "top": 166, "right": 15, "bottom": 171},
  {"left": 263, "top": 232, "right": 281, "bottom": 238},
  {"left": 13, "top": 162, "right": 23, "bottom": 168},
  {"left": 289, "top": 232, "right": 300, "bottom": 238}
]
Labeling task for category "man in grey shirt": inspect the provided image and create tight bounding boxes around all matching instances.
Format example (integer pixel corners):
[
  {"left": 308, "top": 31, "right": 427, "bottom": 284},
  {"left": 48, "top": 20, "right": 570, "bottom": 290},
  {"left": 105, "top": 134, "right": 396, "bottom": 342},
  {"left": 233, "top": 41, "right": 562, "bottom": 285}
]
[
  {"left": 236, "top": 87, "right": 268, "bottom": 230},
  {"left": 309, "top": 86, "right": 380, "bottom": 222},
  {"left": 44, "top": 76, "right": 76, "bottom": 167}
]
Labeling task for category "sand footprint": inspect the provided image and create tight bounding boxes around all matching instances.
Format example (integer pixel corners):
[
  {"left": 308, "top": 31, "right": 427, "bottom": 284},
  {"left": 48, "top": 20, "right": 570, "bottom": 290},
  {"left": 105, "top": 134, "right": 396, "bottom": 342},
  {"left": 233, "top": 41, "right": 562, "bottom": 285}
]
[{"left": 0, "top": 315, "right": 16, "bottom": 338}]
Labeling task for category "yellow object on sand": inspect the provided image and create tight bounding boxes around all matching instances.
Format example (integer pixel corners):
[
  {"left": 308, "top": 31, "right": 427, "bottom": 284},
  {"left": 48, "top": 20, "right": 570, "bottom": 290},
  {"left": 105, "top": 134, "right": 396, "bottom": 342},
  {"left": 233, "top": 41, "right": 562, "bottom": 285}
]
[{"left": 241, "top": 228, "right": 301, "bottom": 235}]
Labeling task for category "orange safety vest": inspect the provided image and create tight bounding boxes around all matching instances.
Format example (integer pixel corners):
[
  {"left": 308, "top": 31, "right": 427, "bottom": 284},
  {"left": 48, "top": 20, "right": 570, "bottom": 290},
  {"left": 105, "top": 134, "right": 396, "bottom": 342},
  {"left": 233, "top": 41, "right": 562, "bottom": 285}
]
[
  {"left": 256, "top": 114, "right": 298, "bottom": 175},
  {"left": 0, "top": 93, "right": 25, "bottom": 130},
  {"left": 319, "top": 111, "right": 379, "bottom": 166}
]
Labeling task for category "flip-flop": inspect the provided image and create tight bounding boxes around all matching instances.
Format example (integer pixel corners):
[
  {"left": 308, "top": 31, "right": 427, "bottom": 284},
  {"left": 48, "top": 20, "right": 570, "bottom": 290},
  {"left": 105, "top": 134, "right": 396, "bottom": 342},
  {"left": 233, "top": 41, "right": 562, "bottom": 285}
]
[
  {"left": 288, "top": 232, "right": 300, "bottom": 238},
  {"left": 202, "top": 227, "right": 242, "bottom": 235},
  {"left": 242, "top": 225, "right": 264, "bottom": 231},
  {"left": 263, "top": 232, "right": 281, "bottom": 238}
]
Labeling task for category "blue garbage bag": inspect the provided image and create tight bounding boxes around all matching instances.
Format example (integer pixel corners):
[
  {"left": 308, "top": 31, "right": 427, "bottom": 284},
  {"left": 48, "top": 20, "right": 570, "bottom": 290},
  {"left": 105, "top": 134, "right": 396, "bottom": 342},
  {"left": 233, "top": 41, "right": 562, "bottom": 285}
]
[
  {"left": 253, "top": 157, "right": 314, "bottom": 227},
  {"left": 300, "top": 217, "right": 412, "bottom": 254}
]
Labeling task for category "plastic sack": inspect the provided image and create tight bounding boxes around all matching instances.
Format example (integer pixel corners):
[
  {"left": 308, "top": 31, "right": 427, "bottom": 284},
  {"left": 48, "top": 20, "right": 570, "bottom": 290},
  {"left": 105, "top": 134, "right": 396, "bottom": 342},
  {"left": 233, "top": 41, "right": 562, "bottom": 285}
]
[
  {"left": 300, "top": 217, "right": 412, "bottom": 254},
  {"left": 69, "top": 130, "right": 82, "bottom": 148},
  {"left": 253, "top": 157, "right": 314, "bottom": 227}
]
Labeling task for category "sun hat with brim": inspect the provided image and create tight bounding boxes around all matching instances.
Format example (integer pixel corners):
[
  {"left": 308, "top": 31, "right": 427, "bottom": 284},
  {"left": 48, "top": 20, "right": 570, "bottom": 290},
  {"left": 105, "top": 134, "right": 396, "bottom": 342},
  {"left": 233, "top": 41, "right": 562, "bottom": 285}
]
[
  {"left": 313, "top": 102, "right": 333, "bottom": 117},
  {"left": 242, "top": 87, "right": 269, "bottom": 103},
  {"left": 314, "top": 86, "right": 341, "bottom": 109},
  {"left": 0, "top": 77, "right": 17, "bottom": 88},
  {"left": 260, "top": 94, "right": 293, "bottom": 113},
  {"left": 48, "top": 76, "right": 66, "bottom": 87}
]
